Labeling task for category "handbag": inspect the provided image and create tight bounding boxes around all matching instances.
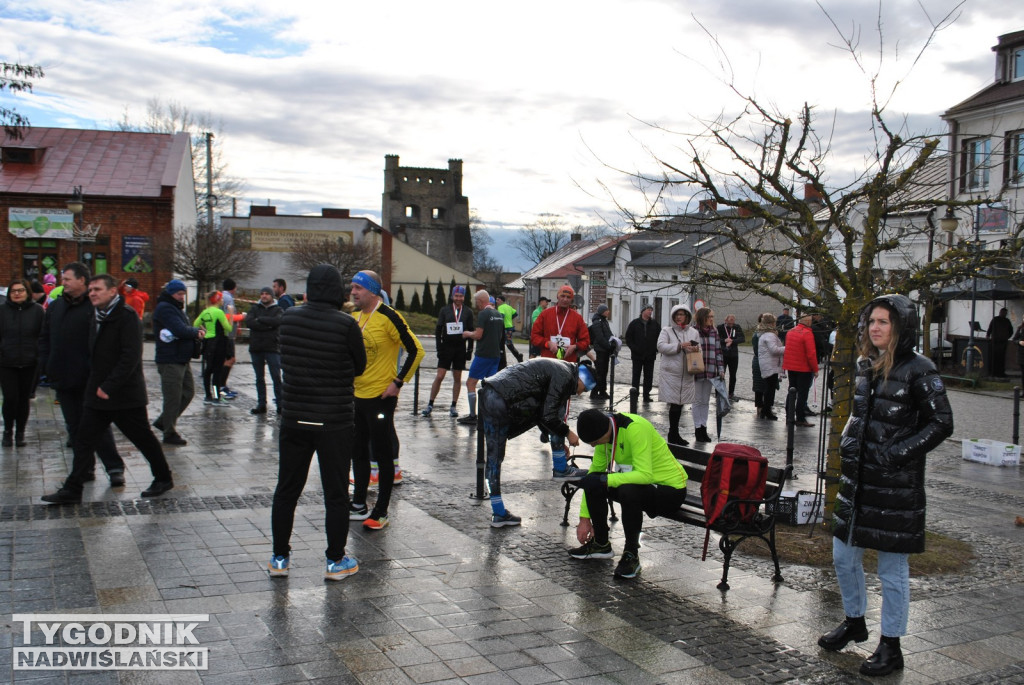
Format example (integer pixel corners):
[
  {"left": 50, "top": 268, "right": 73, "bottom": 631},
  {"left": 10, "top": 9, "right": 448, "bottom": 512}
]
[
  {"left": 191, "top": 337, "right": 203, "bottom": 360},
  {"left": 684, "top": 346, "right": 705, "bottom": 374}
]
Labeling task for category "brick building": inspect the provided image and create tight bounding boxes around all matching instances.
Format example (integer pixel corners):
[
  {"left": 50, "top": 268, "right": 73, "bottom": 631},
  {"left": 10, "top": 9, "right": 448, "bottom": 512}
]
[{"left": 0, "top": 128, "right": 196, "bottom": 299}]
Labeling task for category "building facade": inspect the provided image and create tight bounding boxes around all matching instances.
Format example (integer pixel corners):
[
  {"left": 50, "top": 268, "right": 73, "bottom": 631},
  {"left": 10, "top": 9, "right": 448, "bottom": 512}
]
[{"left": 0, "top": 128, "right": 195, "bottom": 298}]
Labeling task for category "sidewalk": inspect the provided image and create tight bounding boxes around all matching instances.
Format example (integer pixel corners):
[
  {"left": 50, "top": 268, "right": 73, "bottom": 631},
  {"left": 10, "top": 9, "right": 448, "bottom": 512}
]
[{"left": 0, "top": 342, "right": 1022, "bottom": 683}]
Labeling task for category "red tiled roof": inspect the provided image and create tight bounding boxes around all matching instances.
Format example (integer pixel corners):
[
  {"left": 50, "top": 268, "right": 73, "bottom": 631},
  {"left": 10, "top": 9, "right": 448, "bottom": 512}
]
[{"left": 0, "top": 128, "right": 191, "bottom": 199}]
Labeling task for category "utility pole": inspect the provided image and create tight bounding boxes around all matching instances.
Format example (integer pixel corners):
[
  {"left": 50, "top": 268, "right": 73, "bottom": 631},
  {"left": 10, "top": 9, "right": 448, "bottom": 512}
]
[{"left": 205, "top": 132, "right": 215, "bottom": 229}]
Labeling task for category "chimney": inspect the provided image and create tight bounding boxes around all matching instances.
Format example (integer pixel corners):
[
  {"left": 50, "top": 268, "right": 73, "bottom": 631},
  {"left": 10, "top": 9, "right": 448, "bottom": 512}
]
[
  {"left": 698, "top": 199, "right": 718, "bottom": 214},
  {"left": 322, "top": 208, "right": 350, "bottom": 218},
  {"left": 804, "top": 183, "right": 824, "bottom": 204},
  {"left": 737, "top": 206, "right": 753, "bottom": 218},
  {"left": 570, "top": 232, "right": 582, "bottom": 242},
  {"left": 250, "top": 205, "right": 277, "bottom": 217}
]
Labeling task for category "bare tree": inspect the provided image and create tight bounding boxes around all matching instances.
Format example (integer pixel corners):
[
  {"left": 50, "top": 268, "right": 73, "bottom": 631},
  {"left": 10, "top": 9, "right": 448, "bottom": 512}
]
[
  {"left": 611, "top": 6, "right": 1021, "bottom": 514},
  {"left": 161, "top": 223, "right": 259, "bottom": 315},
  {"left": 510, "top": 213, "right": 571, "bottom": 265},
  {"left": 117, "top": 98, "right": 244, "bottom": 218},
  {"left": 470, "top": 211, "right": 501, "bottom": 274},
  {"left": 284, "top": 236, "right": 382, "bottom": 282},
  {"left": 1, "top": 62, "right": 44, "bottom": 139}
]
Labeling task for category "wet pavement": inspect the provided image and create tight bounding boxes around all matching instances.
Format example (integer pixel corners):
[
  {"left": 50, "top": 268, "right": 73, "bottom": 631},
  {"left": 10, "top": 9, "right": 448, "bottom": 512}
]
[{"left": 2, "top": 340, "right": 1023, "bottom": 683}]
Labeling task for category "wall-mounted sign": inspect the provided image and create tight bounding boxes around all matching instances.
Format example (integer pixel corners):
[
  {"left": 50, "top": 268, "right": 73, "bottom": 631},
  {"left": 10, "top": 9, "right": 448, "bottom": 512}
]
[
  {"left": 122, "top": 236, "right": 154, "bottom": 273},
  {"left": 8, "top": 208, "right": 74, "bottom": 239},
  {"left": 232, "top": 228, "right": 354, "bottom": 252}
]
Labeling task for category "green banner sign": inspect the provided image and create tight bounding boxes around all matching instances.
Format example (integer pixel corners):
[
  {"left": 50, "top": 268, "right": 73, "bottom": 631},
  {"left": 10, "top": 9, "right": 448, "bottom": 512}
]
[{"left": 8, "top": 208, "right": 75, "bottom": 239}]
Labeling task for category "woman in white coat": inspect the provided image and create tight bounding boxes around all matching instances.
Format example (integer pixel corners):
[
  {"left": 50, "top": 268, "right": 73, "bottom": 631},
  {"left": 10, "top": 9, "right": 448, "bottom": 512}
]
[
  {"left": 657, "top": 304, "right": 701, "bottom": 445},
  {"left": 757, "top": 313, "right": 785, "bottom": 420}
]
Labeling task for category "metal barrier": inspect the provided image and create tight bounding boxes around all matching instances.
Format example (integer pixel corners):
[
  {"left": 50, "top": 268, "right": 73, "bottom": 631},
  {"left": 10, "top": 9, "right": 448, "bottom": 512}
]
[{"left": 410, "top": 367, "right": 420, "bottom": 415}]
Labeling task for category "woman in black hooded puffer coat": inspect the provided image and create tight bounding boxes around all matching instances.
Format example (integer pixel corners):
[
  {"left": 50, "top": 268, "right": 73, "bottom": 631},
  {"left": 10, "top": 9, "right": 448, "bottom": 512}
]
[{"left": 818, "top": 294, "right": 953, "bottom": 677}]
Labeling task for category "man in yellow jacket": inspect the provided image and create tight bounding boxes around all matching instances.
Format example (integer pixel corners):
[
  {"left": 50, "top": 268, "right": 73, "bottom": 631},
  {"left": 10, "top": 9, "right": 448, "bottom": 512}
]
[
  {"left": 349, "top": 270, "right": 424, "bottom": 531},
  {"left": 569, "top": 409, "right": 688, "bottom": 579}
]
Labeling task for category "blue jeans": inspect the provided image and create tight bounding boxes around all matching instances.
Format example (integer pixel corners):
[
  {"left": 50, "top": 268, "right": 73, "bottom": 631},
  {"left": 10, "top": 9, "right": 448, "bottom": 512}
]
[
  {"left": 832, "top": 536, "right": 910, "bottom": 637},
  {"left": 251, "top": 352, "right": 282, "bottom": 408}
]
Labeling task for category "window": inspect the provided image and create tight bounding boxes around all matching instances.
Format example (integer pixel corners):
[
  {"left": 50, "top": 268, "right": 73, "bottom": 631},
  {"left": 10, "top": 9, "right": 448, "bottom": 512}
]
[
  {"left": 1014, "top": 48, "right": 1024, "bottom": 82},
  {"left": 431, "top": 207, "right": 445, "bottom": 220},
  {"left": 404, "top": 205, "right": 420, "bottom": 220},
  {"left": 1007, "top": 131, "right": 1024, "bottom": 186},
  {"left": 963, "top": 137, "right": 991, "bottom": 189}
]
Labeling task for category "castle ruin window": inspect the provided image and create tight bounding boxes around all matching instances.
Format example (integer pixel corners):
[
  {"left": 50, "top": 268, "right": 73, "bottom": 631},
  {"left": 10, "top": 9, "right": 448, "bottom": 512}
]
[
  {"left": 432, "top": 207, "right": 445, "bottom": 221},
  {"left": 405, "top": 205, "right": 420, "bottom": 221}
]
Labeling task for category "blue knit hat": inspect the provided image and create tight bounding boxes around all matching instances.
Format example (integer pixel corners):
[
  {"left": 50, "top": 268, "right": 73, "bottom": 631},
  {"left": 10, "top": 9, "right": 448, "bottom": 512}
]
[{"left": 165, "top": 279, "right": 187, "bottom": 295}]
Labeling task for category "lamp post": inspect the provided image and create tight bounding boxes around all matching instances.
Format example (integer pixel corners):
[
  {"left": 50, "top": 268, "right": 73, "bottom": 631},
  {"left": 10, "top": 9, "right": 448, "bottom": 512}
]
[{"left": 67, "top": 186, "right": 84, "bottom": 261}]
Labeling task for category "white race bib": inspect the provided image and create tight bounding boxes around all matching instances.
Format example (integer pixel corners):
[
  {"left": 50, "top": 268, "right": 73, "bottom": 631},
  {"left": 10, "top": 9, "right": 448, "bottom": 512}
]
[
  {"left": 550, "top": 335, "right": 571, "bottom": 348},
  {"left": 614, "top": 464, "right": 633, "bottom": 473},
  {"left": 446, "top": 322, "right": 464, "bottom": 335}
]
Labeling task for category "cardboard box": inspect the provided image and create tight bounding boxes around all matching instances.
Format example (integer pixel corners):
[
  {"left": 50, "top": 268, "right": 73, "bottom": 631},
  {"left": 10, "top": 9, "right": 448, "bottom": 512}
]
[{"left": 961, "top": 439, "right": 1021, "bottom": 467}]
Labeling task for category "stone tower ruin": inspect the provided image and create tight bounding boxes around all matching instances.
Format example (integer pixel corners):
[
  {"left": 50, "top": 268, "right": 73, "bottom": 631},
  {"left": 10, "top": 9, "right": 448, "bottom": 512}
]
[{"left": 381, "top": 155, "right": 473, "bottom": 276}]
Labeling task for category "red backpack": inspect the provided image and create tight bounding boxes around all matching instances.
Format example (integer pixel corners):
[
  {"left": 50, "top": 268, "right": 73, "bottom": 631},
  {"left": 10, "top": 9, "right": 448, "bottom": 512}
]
[{"left": 701, "top": 443, "right": 769, "bottom": 560}]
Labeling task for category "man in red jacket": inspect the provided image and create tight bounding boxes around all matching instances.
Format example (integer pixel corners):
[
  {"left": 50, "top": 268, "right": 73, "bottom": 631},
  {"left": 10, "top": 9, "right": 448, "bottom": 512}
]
[
  {"left": 782, "top": 312, "right": 819, "bottom": 427},
  {"left": 531, "top": 285, "right": 590, "bottom": 362}
]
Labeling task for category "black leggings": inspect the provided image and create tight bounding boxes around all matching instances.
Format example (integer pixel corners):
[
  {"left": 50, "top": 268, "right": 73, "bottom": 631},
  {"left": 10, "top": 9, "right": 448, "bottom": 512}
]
[
  {"left": 352, "top": 395, "right": 399, "bottom": 518},
  {"left": 668, "top": 403, "right": 683, "bottom": 436},
  {"left": 0, "top": 365, "right": 36, "bottom": 434},
  {"left": 202, "top": 338, "right": 227, "bottom": 399}
]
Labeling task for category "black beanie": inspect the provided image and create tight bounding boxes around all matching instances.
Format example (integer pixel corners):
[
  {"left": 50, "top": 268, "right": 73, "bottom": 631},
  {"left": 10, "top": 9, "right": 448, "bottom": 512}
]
[{"left": 577, "top": 409, "right": 611, "bottom": 443}]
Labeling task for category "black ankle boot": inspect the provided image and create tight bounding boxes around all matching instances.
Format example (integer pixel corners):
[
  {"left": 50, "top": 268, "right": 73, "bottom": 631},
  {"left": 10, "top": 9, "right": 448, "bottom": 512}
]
[
  {"left": 667, "top": 432, "right": 688, "bottom": 446},
  {"left": 695, "top": 426, "right": 711, "bottom": 443},
  {"left": 860, "top": 636, "right": 903, "bottom": 676},
  {"left": 818, "top": 616, "right": 868, "bottom": 651},
  {"left": 2, "top": 432, "right": 11, "bottom": 447}
]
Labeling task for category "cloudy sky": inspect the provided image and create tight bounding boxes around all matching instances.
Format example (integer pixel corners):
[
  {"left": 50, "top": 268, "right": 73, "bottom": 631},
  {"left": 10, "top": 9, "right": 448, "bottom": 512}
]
[{"left": 2, "top": 1, "right": 1023, "bottom": 270}]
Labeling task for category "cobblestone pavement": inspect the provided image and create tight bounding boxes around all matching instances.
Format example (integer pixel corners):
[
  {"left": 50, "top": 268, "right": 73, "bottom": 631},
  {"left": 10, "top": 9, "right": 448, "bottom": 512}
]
[{"left": 1, "top": 340, "right": 1023, "bottom": 683}]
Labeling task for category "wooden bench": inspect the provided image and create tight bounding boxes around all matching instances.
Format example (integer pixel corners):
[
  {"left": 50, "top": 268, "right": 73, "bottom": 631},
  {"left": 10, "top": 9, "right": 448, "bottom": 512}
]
[{"left": 561, "top": 443, "right": 790, "bottom": 590}]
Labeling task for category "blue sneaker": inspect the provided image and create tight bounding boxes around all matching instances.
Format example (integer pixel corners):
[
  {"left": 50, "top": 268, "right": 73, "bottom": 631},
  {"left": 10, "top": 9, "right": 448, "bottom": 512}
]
[
  {"left": 325, "top": 555, "right": 358, "bottom": 581},
  {"left": 421, "top": 404, "right": 433, "bottom": 417},
  {"left": 268, "top": 555, "right": 289, "bottom": 577}
]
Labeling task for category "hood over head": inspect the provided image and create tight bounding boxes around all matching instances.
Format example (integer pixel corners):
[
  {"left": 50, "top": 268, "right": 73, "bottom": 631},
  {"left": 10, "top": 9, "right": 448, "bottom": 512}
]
[
  {"left": 859, "top": 293, "right": 918, "bottom": 356},
  {"left": 306, "top": 264, "right": 345, "bottom": 307},
  {"left": 669, "top": 304, "right": 692, "bottom": 327}
]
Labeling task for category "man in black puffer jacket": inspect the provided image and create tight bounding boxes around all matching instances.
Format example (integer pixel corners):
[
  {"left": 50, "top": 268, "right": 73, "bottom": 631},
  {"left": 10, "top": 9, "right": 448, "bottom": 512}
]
[
  {"left": 269, "top": 264, "right": 367, "bottom": 581},
  {"left": 43, "top": 275, "right": 174, "bottom": 503},
  {"left": 39, "top": 262, "right": 125, "bottom": 485},
  {"left": 476, "top": 358, "right": 596, "bottom": 528},
  {"left": 819, "top": 293, "right": 953, "bottom": 677},
  {"left": 152, "top": 279, "right": 205, "bottom": 446},
  {"left": 245, "top": 287, "right": 283, "bottom": 415}
]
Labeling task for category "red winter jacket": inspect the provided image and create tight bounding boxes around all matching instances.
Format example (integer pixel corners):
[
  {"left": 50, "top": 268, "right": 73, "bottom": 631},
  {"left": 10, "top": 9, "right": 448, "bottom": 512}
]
[{"left": 782, "top": 322, "right": 818, "bottom": 373}]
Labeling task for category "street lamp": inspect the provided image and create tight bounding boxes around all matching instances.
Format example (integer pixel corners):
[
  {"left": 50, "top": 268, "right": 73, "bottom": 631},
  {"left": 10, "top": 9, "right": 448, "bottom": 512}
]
[{"left": 66, "top": 186, "right": 100, "bottom": 263}]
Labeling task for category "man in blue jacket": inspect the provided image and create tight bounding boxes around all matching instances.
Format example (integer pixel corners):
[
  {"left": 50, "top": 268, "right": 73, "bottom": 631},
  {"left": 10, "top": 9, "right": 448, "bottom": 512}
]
[{"left": 152, "top": 279, "right": 205, "bottom": 445}]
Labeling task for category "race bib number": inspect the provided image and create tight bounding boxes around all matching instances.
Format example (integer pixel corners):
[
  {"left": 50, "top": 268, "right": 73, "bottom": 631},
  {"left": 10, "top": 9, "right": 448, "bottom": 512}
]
[
  {"left": 550, "top": 335, "right": 571, "bottom": 348},
  {"left": 614, "top": 464, "right": 633, "bottom": 473},
  {"left": 446, "top": 322, "right": 464, "bottom": 335}
]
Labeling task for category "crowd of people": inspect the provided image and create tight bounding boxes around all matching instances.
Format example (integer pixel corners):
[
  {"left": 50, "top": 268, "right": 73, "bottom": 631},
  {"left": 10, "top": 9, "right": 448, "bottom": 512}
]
[{"left": 1, "top": 261, "right": 967, "bottom": 676}]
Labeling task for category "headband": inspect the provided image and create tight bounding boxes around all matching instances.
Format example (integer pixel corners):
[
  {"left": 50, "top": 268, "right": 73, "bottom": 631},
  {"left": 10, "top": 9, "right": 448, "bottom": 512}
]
[{"left": 351, "top": 272, "right": 381, "bottom": 296}]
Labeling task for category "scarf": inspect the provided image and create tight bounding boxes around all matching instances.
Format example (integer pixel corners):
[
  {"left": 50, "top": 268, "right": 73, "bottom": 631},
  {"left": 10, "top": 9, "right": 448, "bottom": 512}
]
[{"left": 95, "top": 295, "right": 121, "bottom": 325}]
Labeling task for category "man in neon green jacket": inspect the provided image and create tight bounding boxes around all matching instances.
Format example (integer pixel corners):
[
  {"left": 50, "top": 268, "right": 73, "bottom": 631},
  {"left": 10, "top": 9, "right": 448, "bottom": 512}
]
[{"left": 568, "top": 409, "right": 688, "bottom": 579}]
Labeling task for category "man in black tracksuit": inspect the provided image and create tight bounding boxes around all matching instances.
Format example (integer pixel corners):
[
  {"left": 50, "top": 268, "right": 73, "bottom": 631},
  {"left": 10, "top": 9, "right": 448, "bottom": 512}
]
[
  {"left": 245, "top": 287, "right": 284, "bottom": 415},
  {"left": 624, "top": 305, "right": 660, "bottom": 402},
  {"left": 588, "top": 305, "right": 613, "bottom": 400},
  {"left": 269, "top": 264, "right": 367, "bottom": 580},
  {"left": 43, "top": 274, "right": 174, "bottom": 503},
  {"left": 39, "top": 262, "right": 125, "bottom": 485}
]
